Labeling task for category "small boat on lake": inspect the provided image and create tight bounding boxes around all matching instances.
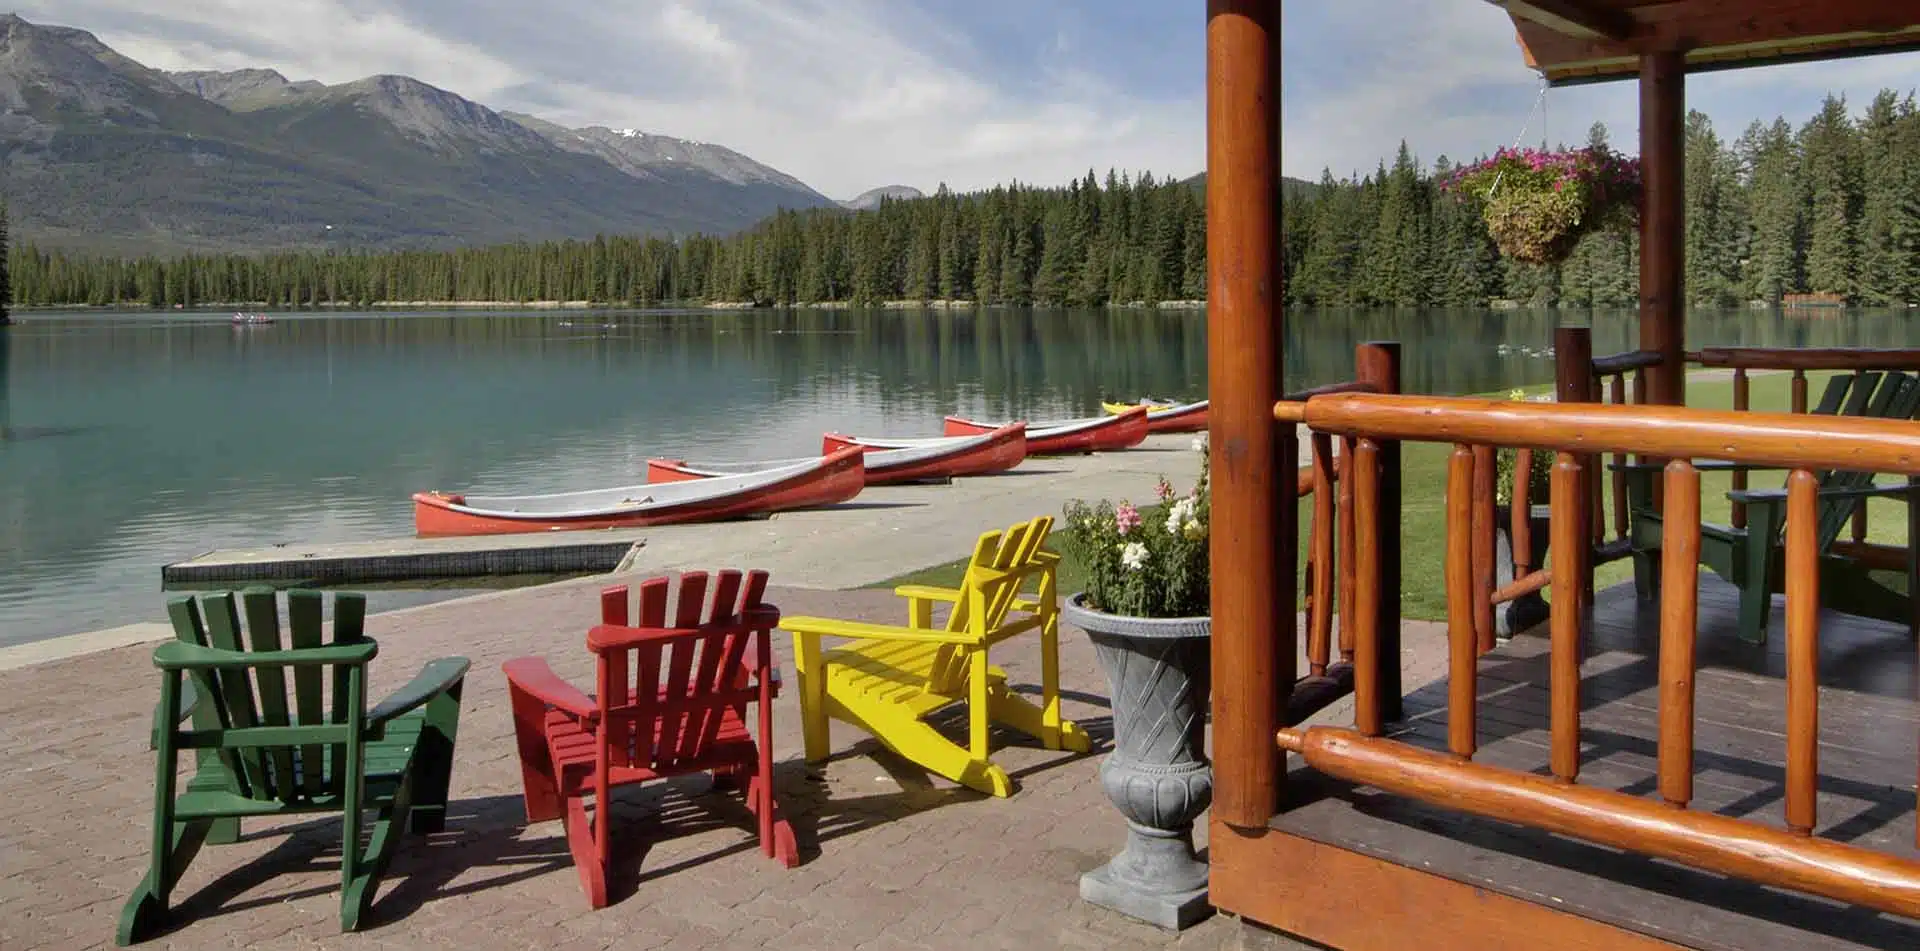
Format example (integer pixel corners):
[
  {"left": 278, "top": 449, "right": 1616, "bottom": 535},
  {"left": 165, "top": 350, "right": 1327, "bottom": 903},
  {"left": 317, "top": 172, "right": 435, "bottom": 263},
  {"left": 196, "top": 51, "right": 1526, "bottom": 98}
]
[
  {"left": 231, "top": 312, "right": 274, "bottom": 325},
  {"left": 1102, "top": 398, "right": 1209, "bottom": 433},
  {"left": 942, "top": 405, "right": 1149, "bottom": 455},
  {"left": 413, "top": 447, "right": 867, "bottom": 537},
  {"left": 649, "top": 424, "right": 1027, "bottom": 486}
]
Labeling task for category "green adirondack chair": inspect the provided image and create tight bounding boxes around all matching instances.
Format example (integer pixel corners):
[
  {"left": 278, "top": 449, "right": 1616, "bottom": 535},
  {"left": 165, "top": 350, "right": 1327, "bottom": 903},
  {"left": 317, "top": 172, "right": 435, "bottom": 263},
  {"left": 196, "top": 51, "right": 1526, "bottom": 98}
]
[
  {"left": 117, "top": 588, "right": 471, "bottom": 945},
  {"left": 1622, "top": 370, "right": 1920, "bottom": 644}
]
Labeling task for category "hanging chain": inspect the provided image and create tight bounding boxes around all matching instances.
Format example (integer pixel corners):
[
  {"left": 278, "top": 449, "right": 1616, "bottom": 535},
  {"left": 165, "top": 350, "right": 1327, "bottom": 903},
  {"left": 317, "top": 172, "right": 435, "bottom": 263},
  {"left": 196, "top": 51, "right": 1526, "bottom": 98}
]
[{"left": 1486, "top": 80, "right": 1553, "bottom": 200}]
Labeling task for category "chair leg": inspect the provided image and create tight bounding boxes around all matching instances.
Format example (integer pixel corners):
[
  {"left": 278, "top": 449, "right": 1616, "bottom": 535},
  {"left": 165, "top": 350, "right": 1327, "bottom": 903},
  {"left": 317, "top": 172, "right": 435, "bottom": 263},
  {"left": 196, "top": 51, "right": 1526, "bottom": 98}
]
[
  {"left": 793, "top": 633, "right": 831, "bottom": 763},
  {"left": 1632, "top": 548, "right": 1661, "bottom": 603},
  {"left": 341, "top": 772, "right": 414, "bottom": 932},
  {"left": 742, "top": 771, "right": 800, "bottom": 868},
  {"left": 1738, "top": 510, "right": 1779, "bottom": 646},
  {"left": 409, "top": 681, "right": 466, "bottom": 835},
  {"left": 562, "top": 793, "right": 608, "bottom": 909},
  {"left": 507, "top": 681, "right": 563, "bottom": 824},
  {"left": 116, "top": 817, "right": 213, "bottom": 946}
]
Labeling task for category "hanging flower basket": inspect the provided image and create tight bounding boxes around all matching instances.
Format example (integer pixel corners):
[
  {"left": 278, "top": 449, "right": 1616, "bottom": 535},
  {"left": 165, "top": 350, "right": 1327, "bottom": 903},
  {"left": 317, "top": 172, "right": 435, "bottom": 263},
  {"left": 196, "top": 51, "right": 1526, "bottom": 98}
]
[{"left": 1443, "top": 146, "right": 1643, "bottom": 266}]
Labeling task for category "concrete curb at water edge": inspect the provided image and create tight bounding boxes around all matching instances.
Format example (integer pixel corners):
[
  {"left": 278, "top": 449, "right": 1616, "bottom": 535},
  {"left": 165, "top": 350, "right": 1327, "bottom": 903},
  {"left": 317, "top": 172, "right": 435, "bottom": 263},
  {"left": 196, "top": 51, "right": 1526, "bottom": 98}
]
[{"left": 3, "top": 432, "right": 1214, "bottom": 671}]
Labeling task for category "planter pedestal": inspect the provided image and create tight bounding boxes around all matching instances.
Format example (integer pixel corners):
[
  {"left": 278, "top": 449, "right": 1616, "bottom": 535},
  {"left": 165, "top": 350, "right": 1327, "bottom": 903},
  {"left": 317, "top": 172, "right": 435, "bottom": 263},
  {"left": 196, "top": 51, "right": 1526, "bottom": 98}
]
[{"left": 1062, "top": 594, "right": 1214, "bottom": 931}]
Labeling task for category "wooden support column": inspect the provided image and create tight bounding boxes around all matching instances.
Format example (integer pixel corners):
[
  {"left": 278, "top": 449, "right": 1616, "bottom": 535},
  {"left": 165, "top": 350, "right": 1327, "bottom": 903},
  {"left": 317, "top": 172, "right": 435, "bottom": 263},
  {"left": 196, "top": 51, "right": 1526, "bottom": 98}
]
[
  {"left": 1206, "top": 0, "right": 1287, "bottom": 830},
  {"left": 1639, "top": 51, "right": 1686, "bottom": 409}
]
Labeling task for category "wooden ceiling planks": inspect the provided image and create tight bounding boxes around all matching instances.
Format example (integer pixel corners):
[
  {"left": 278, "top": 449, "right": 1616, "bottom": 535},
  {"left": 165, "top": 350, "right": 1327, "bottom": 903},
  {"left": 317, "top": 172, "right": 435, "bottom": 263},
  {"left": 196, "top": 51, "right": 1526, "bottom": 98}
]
[{"left": 1489, "top": 0, "right": 1920, "bottom": 84}]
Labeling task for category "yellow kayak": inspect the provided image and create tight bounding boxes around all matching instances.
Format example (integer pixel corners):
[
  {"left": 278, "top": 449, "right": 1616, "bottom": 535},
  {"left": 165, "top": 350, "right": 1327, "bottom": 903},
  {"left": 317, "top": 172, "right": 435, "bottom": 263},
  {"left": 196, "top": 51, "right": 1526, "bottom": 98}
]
[{"left": 1103, "top": 399, "right": 1174, "bottom": 415}]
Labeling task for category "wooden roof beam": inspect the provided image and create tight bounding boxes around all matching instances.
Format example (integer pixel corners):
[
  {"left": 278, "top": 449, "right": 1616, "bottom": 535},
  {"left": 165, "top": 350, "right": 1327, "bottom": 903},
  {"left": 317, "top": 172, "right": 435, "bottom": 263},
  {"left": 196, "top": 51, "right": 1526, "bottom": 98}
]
[{"left": 1493, "top": 0, "right": 1634, "bottom": 41}]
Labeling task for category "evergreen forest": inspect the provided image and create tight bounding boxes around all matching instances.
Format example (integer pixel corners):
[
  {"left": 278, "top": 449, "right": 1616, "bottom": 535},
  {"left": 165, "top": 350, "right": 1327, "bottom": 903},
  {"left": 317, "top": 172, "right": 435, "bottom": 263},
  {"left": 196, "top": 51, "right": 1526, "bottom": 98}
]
[{"left": 9, "top": 91, "right": 1920, "bottom": 311}]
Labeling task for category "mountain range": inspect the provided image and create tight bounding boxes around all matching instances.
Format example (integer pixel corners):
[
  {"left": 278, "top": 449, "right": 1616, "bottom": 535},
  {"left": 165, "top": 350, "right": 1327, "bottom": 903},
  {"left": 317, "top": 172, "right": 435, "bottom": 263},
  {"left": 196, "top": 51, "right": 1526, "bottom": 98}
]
[{"left": 0, "top": 14, "right": 851, "bottom": 253}]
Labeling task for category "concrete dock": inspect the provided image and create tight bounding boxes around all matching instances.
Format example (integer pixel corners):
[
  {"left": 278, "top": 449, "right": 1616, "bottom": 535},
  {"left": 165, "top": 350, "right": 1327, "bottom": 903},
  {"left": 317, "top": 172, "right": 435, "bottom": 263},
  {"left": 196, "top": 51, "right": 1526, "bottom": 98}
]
[{"left": 160, "top": 433, "right": 1211, "bottom": 592}]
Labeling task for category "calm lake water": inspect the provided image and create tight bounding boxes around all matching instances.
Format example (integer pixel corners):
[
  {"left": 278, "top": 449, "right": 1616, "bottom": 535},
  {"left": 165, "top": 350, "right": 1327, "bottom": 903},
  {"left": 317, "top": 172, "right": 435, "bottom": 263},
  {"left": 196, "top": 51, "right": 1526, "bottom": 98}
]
[{"left": 2, "top": 305, "right": 1913, "bottom": 647}]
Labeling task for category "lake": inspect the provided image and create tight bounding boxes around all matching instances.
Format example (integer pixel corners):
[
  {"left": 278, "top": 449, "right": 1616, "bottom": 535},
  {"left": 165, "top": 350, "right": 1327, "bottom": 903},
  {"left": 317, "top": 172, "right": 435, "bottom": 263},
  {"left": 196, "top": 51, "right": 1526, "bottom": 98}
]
[{"left": 2, "top": 305, "right": 1913, "bottom": 647}]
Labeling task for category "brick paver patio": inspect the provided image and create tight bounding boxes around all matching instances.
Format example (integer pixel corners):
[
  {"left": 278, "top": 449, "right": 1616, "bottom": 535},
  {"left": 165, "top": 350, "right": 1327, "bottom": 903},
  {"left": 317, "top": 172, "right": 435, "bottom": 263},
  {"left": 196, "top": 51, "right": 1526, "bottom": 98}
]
[{"left": 1, "top": 571, "right": 1448, "bottom": 950}]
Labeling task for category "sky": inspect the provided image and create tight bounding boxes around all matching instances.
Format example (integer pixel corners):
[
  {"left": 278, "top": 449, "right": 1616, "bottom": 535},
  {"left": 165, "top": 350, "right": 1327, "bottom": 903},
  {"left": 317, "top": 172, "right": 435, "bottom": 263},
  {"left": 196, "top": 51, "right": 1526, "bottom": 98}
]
[{"left": 24, "top": 0, "right": 1920, "bottom": 199}]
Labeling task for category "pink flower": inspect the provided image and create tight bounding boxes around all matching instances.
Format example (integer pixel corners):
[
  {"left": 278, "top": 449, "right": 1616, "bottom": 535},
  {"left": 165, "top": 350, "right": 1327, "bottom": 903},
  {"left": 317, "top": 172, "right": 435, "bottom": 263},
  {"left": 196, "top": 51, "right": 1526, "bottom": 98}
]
[
  {"left": 1116, "top": 502, "right": 1141, "bottom": 536},
  {"left": 1155, "top": 478, "right": 1175, "bottom": 502}
]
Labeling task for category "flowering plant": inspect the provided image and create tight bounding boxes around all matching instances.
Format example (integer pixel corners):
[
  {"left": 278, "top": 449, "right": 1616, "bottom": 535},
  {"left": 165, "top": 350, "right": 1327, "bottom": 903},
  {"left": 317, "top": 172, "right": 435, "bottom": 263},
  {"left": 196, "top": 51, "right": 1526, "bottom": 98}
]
[
  {"left": 1495, "top": 388, "right": 1554, "bottom": 508},
  {"left": 1441, "top": 146, "right": 1642, "bottom": 265},
  {"left": 1057, "top": 435, "right": 1210, "bottom": 619}
]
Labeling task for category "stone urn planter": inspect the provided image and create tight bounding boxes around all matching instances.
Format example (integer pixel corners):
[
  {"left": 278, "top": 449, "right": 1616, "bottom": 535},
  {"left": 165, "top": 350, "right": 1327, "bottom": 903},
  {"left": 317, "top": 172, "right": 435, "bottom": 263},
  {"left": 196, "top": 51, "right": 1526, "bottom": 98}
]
[
  {"left": 1061, "top": 592, "right": 1214, "bottom": 931},
  {"left": 1494, "top": 503, "right": 1553, "bottom": 637}
]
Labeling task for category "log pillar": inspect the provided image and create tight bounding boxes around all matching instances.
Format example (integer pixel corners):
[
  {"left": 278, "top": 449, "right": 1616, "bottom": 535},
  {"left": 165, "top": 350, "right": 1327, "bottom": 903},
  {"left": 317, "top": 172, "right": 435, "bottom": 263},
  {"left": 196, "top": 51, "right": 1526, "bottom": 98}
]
[
  {"left": 1639, "top": 51, "right": 1686, "bottom": 409},
  {"left": 1206, "top": 0, "right": 1288, "bottom": 830}
]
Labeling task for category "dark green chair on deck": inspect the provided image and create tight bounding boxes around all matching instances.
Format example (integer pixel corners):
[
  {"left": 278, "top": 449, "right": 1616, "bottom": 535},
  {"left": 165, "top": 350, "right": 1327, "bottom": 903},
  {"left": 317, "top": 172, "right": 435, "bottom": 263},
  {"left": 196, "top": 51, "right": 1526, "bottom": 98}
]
[
  {"left": 117, "top": 587, "right": 470, "bottom": 945},
  {"left": 1620, "top": 370, "right": 1920, "bottom": 644}
]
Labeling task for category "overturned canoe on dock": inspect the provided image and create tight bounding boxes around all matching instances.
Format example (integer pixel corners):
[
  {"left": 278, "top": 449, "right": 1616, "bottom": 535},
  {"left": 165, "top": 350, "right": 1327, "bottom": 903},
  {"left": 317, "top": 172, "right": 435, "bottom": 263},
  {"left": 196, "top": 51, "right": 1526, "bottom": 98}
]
[
  {"left": 413, "top": 447, "right": 867, "bottom": 536},
  {"left": 649, "top": 424, "right": 1026, "bottom": 486},
  {"left": 942, "top": 405, "right": 1149, "bottom": 455},
  {"left": 1103, "top": 398, "right": 1209, "bottom": 433}
]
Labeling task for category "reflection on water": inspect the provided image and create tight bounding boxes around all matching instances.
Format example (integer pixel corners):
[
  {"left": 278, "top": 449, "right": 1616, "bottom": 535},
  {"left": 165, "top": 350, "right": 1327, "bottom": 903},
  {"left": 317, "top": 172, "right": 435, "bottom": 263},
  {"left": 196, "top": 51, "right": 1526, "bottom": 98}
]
[{"left": 0, "top": 305, "right": 1911, "bottom": 647}]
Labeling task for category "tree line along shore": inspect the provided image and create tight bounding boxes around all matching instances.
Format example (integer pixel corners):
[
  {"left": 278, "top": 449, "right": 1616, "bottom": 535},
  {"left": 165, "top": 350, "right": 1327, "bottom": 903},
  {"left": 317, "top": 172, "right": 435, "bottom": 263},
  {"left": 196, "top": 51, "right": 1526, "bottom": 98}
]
[{"left": 6, "top": 90, "right": 1918, "bottom": 313}]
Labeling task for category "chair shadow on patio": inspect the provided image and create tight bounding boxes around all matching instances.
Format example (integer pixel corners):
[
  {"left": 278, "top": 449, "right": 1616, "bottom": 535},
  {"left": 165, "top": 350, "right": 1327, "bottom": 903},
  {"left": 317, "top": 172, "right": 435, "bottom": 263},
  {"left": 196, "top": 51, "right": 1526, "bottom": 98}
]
[{"left": 786, "top": 680, "right": 1114, "bottom": 828}]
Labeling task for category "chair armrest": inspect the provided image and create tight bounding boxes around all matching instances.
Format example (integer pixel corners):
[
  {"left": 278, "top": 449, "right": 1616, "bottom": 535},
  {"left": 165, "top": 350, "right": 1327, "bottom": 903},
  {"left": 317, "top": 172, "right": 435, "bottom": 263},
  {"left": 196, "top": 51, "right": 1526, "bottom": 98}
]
[
  {"left": 153, "top": 640, "right": 379, "bottom": 671},
  {"left": 1608, "top": 459, "right": 1759, "bottom": 473},
  {"left": 780, "top": 615, "right": 983, "bottom": 646},
  {"left": 501, "top": 657, "right": 597, "bottom": 721},
  {"left": 1726, "top": 483, "right": 1920, "bottom": 505},
  {"left": 892, "top": 584, "right": 961, "bottom": 603},
  {"left": 369, "top": 657, "right": 471, "bottom": 729}
]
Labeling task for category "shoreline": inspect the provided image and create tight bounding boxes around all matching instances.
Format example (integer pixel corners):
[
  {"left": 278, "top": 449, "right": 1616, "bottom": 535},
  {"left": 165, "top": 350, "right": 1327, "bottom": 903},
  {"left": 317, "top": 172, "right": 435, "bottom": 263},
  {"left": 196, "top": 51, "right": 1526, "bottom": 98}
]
[
  {"left": 11, "top": 298, "right": 1211, "bottom": 313},
  {"left": 1, "top": 433, "right": 1211, "bottom": 670}
]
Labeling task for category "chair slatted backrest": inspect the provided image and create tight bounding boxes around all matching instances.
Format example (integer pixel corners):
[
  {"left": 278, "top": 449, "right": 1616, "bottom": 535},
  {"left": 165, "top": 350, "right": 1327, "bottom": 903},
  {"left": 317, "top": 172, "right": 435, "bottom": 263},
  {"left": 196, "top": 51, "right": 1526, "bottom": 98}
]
[
  {"left": 164, "top": 587, "right": 368, "bottom": 804},
  {"left": 1810, "top": 371, "right": 1920, "bottom": 546},
  {"left": 592, "top": 569, "right": 774, "bottom": 776},
  {"left": 924, "top": 515, "right": 1057, "bottom": 694}
]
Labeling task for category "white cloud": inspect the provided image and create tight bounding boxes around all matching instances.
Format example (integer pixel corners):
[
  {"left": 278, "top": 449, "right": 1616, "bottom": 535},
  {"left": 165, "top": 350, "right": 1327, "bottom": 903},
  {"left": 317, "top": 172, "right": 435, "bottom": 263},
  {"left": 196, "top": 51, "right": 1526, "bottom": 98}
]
[
  {"left": 24, "top": 0, "right": 1203, "bottom": 198},
  {"left": 1280, "top": 0, "right": 1920, "bottom": 179},
  {"left": 20, "top": 0, "right": 1920, "bottom": 202}
]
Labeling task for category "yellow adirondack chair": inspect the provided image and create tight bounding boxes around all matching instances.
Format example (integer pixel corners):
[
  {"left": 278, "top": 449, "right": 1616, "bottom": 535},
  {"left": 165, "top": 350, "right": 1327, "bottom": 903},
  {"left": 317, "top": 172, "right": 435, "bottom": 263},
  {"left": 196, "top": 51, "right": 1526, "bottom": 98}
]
[{"left": 782, "top": 515, "right": 1091, "bottom": 796}]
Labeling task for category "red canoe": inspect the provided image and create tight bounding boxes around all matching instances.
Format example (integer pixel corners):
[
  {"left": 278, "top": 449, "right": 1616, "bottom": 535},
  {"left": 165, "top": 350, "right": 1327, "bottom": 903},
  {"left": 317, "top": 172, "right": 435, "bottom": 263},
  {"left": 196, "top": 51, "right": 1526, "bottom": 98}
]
[
  {"left": 942, "top": 405, "right": 1150, "bottom": 455},
  {"left": 1108, "top": 398, "right": 1209, "bottom": 433},
  {"left": 413, "top": 447, "right": 867, "bottom": 537},
  {"left": 649, "top": 424, "right": 1027, "bottom": 487}
]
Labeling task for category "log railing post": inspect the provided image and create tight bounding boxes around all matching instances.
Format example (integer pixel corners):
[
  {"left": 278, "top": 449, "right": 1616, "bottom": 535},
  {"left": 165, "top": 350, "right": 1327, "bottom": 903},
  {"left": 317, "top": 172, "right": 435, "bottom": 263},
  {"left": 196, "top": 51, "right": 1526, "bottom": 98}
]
[
  {"left": 1658, "top": 460, "right": 1700, "bottom": 810},
  {"left": 1446, "top": 444, "right": 1479, "bottom": 760},
  {"left": 1204, "top": 0, "right": 1284, "bottom": 830},
  {"left": 1549, "top": 450, "right": 1587, "bottom": 784},
  {"left": 1355, "top": 341, "right": 1402, "bottom": 723},
  {"left": 1471, "top": 443, "right": 1497, "bottom": 654},
  {"left": 1785, "top": 469, "right": 1820, "bottom": 836},
  {"left": 1554, "top": 326, "right": 1599, "bottom": 612}
]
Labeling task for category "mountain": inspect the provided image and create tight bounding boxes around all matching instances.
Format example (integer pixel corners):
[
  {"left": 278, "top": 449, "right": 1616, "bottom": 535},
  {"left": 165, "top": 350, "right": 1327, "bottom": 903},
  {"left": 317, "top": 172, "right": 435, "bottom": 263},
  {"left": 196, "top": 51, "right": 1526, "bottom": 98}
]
[
  {"left": 1180, "top": 172, "right": 1319, "bottom": 199},
  {"left": 0, "top": 15, "right": 835, "bottom": 254},
  {"left": 840, "top": 185, "right": 924, "bottom": 210},
  {"left": 165, "top": 68, "right": 323, "bottom": 110}
]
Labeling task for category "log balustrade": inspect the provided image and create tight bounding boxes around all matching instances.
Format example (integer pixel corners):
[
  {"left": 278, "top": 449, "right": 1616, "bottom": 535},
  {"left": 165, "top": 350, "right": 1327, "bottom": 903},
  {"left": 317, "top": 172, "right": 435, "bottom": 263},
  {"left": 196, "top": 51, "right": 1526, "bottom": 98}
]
[
  {"left": 1467, "top": 331, "right": 1920, "bottom": 642},
  {"left": 1280, "top": 345, "right": 1401, "bottom": 731},
  {"left": 1271, "top": 391, "right": 1920, "bottom": 920}
]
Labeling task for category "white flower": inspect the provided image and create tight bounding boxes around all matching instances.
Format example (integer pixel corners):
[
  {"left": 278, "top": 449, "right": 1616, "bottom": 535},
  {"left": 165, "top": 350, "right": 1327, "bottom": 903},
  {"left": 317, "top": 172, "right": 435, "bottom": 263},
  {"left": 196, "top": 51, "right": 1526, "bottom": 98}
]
[
  {"left": 1191, "top": 434, "right": 1208, "bottom": 454},
  {"left": 1166, "top": 497, "right": 1197, "bottom": 534},
  {"left": 1120, "top": 541, "right": 1149, "bottom": 571}
]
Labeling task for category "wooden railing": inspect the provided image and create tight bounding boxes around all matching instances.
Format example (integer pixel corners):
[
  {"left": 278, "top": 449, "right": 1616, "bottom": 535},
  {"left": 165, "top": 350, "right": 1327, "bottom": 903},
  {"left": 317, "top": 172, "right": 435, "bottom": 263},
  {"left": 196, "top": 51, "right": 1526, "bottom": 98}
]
[
  {"left": 1522, "top": 332, "right": 1920, "bottom": 617},
  {"left": 1285, "top": 344, "right": 1400, "bottom": 727},
  {"left": 1270, "top": 392, "right": 1920, "bottom": 919}
]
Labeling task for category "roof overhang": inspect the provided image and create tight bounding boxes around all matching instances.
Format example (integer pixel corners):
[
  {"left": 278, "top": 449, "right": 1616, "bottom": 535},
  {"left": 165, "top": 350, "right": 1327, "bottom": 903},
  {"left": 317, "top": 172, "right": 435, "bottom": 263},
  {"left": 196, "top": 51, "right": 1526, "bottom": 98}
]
[{"left": 1488, "top": 1, "right": 1920, "bottom": 86}]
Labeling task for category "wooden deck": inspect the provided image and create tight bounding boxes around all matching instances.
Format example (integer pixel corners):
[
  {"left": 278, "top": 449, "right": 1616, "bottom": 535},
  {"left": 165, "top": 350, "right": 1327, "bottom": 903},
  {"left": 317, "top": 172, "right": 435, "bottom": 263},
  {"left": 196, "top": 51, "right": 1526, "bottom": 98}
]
[{"left": 1269, "top": 575, "right": 1920, "bottom": 951}]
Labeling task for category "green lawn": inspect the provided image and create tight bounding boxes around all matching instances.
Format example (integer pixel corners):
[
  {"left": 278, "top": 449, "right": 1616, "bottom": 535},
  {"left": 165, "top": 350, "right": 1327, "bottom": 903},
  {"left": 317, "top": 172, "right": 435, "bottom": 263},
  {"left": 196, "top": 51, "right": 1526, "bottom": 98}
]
[{"left": 869, "top": 371, "right": 1911, "bottom": 620}]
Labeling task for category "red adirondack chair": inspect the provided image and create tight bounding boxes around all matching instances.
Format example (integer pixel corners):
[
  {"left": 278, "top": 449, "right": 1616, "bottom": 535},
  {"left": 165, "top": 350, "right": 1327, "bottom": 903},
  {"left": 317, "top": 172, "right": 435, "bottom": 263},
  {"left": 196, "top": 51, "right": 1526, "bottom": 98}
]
[{"left": 503, "top": 569, "right": 799, "bottom": 908}]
